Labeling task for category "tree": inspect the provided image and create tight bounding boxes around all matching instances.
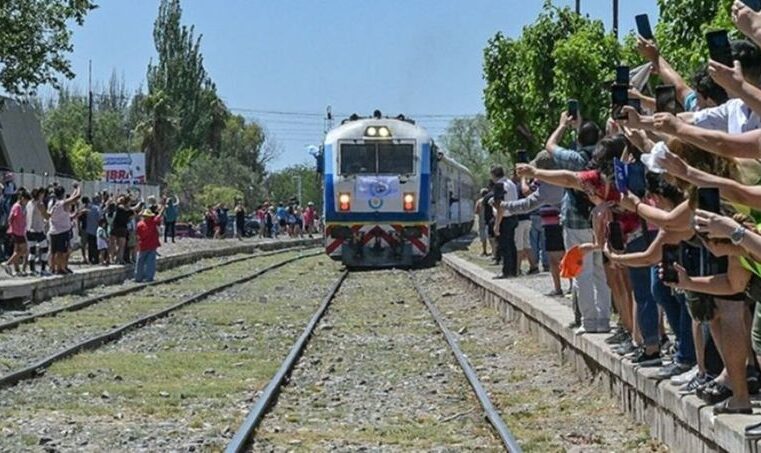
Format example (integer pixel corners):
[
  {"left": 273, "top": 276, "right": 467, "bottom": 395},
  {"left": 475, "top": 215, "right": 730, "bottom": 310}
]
[
  {"left": 265, "top": 164, "right": 321, "bottom": 209},
  {"left": 0, "top": 0, "right": 96, "bottom": 95},
  {"left": 483, "top": 2, "right": 620, "bottom": 158},
  {"left": 165, "top": 153, "right": 263, "bottom": 221},
  {"left": 220, "top": 115, "right": 266, "bottom": 173},
  {"left": 69, "top": 138, "right": 103, "bottom": 180},
  {"left": 144, "top": 0, "right": 224, "bottom": 182},
  {"left": 438, "top": 115, "right": 508, "bottom": 187},
  {"left": 135, "top": 90, "right": 177, "bottom": 182}
]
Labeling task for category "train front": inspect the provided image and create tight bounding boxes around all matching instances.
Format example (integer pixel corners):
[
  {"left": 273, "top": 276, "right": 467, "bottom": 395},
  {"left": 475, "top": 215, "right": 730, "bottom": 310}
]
[{"left": 322, "top": 114, "right": 433, "bottom": 268}]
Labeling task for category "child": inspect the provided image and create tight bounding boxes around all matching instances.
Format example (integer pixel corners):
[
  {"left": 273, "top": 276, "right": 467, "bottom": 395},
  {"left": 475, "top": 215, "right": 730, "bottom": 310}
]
[{"left": 97, "top": 218, "right": 110, "bottom": 265}]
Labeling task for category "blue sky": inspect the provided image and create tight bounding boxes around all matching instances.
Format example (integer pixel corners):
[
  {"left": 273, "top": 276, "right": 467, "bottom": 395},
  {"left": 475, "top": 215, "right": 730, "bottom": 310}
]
[{"left": 55, "top": 0, "right": 659, "bottom": 170}]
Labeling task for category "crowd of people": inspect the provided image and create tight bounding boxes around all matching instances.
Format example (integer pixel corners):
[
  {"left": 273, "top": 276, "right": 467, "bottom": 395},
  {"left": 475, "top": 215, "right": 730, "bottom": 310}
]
[
  {"left": 478, "top": 2, "right": 761, "bottom": 432},
  {"left": 249, "top": 200, "right": 319, "bottom": 239},
  {"left": 0, "top": 182, "right": 175, "bottom": 282}
]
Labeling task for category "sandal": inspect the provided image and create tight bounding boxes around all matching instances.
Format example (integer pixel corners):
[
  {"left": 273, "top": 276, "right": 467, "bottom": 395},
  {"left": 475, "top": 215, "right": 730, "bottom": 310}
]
[
  {"left": 712, "top": 399, "right": 752, "bottom": 415},
  {"left": 699, "top": 382, "right": 733, "bottom": 405}
]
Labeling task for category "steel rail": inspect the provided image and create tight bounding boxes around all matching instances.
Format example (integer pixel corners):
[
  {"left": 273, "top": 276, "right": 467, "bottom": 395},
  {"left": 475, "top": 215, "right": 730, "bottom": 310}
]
[
  {"left": 409, "top": 272, "right": 522, "bottom": 453},
  {"left": 0, "top": 245, "right": 315, "bottom": 334},
  {"left": 0, "top": 250, "right": 321, "bottom": 390},
  {"left": 225, "top": 270, "right": 349, "bottom": 453}
]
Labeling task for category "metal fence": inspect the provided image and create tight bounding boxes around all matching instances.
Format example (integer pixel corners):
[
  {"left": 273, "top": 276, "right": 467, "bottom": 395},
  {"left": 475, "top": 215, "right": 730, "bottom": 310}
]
[{"left": 9, "top": 172, "right": 161, "bottom": 200}]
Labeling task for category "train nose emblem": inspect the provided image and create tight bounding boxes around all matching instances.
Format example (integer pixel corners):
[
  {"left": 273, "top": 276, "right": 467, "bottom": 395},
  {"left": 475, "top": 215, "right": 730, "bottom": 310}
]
[
  {"left": 370, "top": 181, "right": 389, "bottom": 196},
  {"left": 368, "top": 197, "right": 383, "bottom": 209}
]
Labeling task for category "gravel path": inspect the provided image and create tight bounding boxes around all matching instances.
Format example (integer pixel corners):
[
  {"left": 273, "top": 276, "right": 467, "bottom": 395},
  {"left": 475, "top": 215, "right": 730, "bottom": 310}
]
[
  {"left": 0, "top": 251, "right": 302, "bottom": 374},
  {"left": 0, "top": 255, "right": 342, "bottom": 452},
  {"left": 417, "top": 254, "right": 665, "bottom": 451},
  {"left": 252, "top": 269, "right": 500, "bottom": 452}
]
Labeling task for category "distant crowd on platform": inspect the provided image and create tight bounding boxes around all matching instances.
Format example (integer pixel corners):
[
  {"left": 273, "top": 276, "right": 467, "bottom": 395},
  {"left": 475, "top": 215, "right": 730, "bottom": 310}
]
[
  {"left": 0, "top": 177, "right": 321, "bottom": 282},
  {"left": 476, "top": 2, "right": 761, "bottom": 433}
]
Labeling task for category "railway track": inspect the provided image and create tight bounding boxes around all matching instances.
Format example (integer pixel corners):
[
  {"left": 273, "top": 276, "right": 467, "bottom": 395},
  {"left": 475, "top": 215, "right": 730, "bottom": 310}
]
[
  {"left": 227, "top": 269, "right": 522, "bottom": 452},
  {"left": 0, "top": 248, "right": 320, "bottom": 390},
  {"left": 0, "top": 245, "right": 313, "bottom": 333}
]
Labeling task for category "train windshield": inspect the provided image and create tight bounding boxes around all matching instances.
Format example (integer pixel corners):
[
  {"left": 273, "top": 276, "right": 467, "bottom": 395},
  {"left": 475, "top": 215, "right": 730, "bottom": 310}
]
[{"left": 339, "top": 143, "right": 414, "bottom": 175}]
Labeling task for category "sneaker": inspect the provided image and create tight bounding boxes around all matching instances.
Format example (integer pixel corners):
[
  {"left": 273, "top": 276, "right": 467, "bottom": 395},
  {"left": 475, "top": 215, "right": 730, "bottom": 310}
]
[
  {"left": 670, "top": 366, "right": 698, "bottom": 385},
  {"left": 527, "top": 267, "right": 540, "bottom": 275},
  {"left": 605, "top": 330, "right": 630, "bottom": 345},
  {"left": 545, "top": 290, "right": 564, "bottom": 297},
  {"left": 656, "top": 362, "right": 694, "bottom": 380},
  {"left": 680, "top": 373, "right": 711, "bottom": 395},
  {"left": 631, "top": 349, "right": 662, "bottom": 367},
  {"left": 622, "top": 344, "right": 642, "bottom": 358}
]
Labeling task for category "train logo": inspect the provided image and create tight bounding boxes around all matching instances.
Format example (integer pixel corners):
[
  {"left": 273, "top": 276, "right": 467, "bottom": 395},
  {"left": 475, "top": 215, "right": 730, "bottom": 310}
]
[{"left": 319, "top": 110, "right": 475, "bottom": 268}]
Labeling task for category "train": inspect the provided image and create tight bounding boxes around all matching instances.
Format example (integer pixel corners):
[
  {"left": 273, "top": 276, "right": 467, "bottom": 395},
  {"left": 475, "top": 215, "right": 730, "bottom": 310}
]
[{"left": 319, "top": 111, "right": 475, "bottom": 267}]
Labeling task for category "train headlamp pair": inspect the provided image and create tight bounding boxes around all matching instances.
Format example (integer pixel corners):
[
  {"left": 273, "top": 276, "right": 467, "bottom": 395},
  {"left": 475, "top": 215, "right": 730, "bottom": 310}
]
[{"left": 365, "top": 126, "right": 391, "bottom": 138}]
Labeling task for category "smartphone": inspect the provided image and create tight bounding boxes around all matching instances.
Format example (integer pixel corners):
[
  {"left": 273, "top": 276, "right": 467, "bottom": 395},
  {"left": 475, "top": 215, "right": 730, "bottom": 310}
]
[
  {"left": 628, "top": 98, "right": 642, "bottom": 114},
  {"left": 516, "top": 150, "right": 529, "bottom": 164},
  {"left": 616, "top": 65, "right": 630, "bottom": 86},
  {"left": 607, "top": 221, "right": 625, "bottom": 252},
  {"left": 661, "top": 244, "right": 680, "bottom": 283},
  {"left": 706, "top": 30, "right": 733, "bottom": 67},
  {"left": 611, "top": 84, "right": 629, "bottom": 120},
  {"left": 655, "top": 85, "right": 677, "bottom": 114},
  {"left": 568, "top": 99, "right": 579, "bottom": 120},
  {"left": 626, "top": 161, "right": 647, "bottom": 198},
  {"left": 697, "top": 187, "right": 721, "bottom": 214},
  {"left": 636, "top": 14, "right": 654, "bottom": 40},
  {"left": 742, "top": 0, "right": 761, "bottom": 12}
]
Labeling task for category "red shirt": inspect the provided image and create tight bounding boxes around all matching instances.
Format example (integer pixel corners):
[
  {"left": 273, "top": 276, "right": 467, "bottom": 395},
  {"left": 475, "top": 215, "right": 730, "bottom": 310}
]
[
  {"left": 578, "top": 170, "right": 640, "bottom": 235},
  {"left": 136, "top": 215, "right": 162, "bottom": 252}
]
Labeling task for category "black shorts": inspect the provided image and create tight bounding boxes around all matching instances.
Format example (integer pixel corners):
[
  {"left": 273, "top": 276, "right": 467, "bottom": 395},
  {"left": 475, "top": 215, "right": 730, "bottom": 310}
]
[
  {"left": 111, "top": 227, "right": 128, "bottom": 239},
  {"left": 50, "top": 232, "right": 70, "bottom": 253},
  {"left": 279, "top": 219, "right": 287, "bottom": 227},
  {"left": 543, "top": 225, "right": 565, "bottom": 252},
  {"left": 487, "top": 221, "right": 496, "bottom": 238},
  {"left": 26, "top": 231, "right": 45, "bottom": 243}
]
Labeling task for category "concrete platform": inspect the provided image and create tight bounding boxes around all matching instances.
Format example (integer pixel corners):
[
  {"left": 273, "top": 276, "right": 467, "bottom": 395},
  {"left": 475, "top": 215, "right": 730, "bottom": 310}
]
[
  {"left": 0, "top": 237, "right": 321, "bottom": 305},
  {"left": 442, "top": 252, "right": 760, "bottom": 453}
]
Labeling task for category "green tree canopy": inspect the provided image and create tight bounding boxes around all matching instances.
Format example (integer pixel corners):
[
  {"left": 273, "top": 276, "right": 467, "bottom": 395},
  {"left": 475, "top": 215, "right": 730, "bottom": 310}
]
[
  {"left": 438, "top": 115, "right": 510, "bottom": 188},
  {"left": 483, "top": 1, "right": 620, "bottom": 158},
  {"left": 0, "top": 0, "right": 96, "bottom": 95},
  {"left": 265, "top": 164, "right": 321, "bottom": 209},
  {"left": 69, "top": 138, "right": 103, "bottom": 180}
]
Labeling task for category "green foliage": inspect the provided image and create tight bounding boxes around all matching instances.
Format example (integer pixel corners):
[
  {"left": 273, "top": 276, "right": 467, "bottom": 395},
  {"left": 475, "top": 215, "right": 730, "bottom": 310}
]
[
  {"left": 220, "top": 115, "right": 267, "bottom": 173},
  {"left": 265, "top": 164, "right": 321, "bottom": 209},
  {"left": 483, "top": 2, "right": 618, "bottom": 158},
  {"left": 69, "top": 138, "right": 103, "bottom": 180},
  {"left": 196, "top": 185, "right": 244, "bottom": 211},
  {"left": 0, "top": 0, "right": 96, "bottom": 95},
  {"left": 165, "top": 153, "right": 263, "bottom": 221},
  {"left": 438, "top": 115, "right": 509, "bottom": 187},
  {"left": 654, "top": 0, "right": 735, "bottom": 77}
]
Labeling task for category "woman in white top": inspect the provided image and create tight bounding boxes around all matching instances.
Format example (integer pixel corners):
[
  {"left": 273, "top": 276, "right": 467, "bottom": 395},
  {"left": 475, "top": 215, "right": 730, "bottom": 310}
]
[{"left": 40, "top": 184, "right": 80, "bottom": 274}]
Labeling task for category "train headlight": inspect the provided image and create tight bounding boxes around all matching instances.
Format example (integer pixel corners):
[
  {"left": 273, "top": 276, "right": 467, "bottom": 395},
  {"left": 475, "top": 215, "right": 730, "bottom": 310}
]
[
  {"left": 364, "top": 126, "right": 391, "bottom": 138},
  {"left": 338, "top": 193, "right": 351, "bottom": 211},
  {"left": 403, "top": 193, "right": 415, "bottom": 211}
]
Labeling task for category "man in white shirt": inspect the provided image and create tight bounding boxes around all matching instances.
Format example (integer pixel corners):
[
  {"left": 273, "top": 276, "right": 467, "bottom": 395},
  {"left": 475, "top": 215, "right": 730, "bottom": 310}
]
[{"left": 490, "top": 165, "right": 519, "bottom": 278}]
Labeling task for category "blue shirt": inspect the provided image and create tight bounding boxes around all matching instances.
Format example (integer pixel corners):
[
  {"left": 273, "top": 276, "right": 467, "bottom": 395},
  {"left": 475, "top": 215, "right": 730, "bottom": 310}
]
[
  {"left": 85, "top": 204, "right": 100, "bottom": 236},
  {"left": 276, "top": 207, "right": 287, "bottom": 220},
  {"left": 552, "top": 146, "right": 593, "bottom": 230},
  {"left": 164, "top": 203, "right": 178, "bottom": 222}
]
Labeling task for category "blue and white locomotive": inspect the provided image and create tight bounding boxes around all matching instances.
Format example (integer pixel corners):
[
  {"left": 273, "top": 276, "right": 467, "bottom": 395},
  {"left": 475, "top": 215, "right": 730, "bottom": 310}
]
[{"left": 320, "top": 111, "right": 475, "bottom": 267}]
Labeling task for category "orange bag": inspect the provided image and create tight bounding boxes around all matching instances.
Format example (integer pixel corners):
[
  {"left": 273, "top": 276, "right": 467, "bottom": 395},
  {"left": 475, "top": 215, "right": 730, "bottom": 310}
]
[{"left": 560, "top": 245, "right": 584, "bottom": 278}]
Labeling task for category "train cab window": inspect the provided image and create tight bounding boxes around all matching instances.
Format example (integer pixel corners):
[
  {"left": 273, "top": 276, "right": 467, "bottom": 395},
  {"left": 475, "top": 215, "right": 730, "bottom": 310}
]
[
  {"left": 340, "top": 144, "right": 376, "bottom": 174},
  {"left": 377, "top": 144, "right": 414, "bottom": 174}
]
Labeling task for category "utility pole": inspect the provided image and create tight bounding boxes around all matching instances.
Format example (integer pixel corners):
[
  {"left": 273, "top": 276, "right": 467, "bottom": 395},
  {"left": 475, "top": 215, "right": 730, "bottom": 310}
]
[
  {"left": 612, "top": 0, "right": 619, "bottom": 39},
  {"left": 324, "top": 105, "right": 333, "bottom": 134},
  {"left": 87, "top": 60, "right": 93, "bottom": 144},
  {"left": 575, "top": 0, "right": 580, "bottom": 14},
  {"left": 296, "top": 175, "right": 302, "bottom": 204}
]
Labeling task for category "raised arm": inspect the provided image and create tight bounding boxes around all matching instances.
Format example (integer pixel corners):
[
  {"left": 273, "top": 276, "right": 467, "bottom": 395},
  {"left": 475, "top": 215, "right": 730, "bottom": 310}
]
[
  {"left": 649, "top": 112, "right": 761, "bottom": 159},
  {"left": 636, "top": 37, "right": 694, "bottom": 106},
  {"left": 64, "top": 185, "right": 81, "bottom": 206},
  {"left": 676, "top": 258, "right": 752, "bottom": 296},
  {"left": 516, "top": 164, "right": 581, "bottom": 191},
  {"left": 707, "top": 59, "right": 761, "bottom": 118},
  {"left": 545, "top": 112, "right": 575, "bottom": 155},
  {"left": 733, "top": 1, "right": 761, "bottom": 51}
]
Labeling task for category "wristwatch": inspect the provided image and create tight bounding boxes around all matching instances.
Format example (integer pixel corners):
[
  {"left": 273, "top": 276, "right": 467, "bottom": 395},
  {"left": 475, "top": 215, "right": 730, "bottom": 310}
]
[{"left": 730, "top": 226, "right": 746, "bottom": 245}]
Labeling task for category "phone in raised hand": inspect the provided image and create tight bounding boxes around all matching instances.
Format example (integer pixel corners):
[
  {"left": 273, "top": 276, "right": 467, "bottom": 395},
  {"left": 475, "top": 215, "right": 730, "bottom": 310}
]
[
  {"left": 661, "top": 245, "right": 680, "bottom": 283},
  {"left": 655, "top": 85, "right": 677, "bottom": 114},
  {"left": 697, "top": 187, "right": 721, "bottom": 214},
  {"left": 616, "top": 65, "right": 630, "bottom": 86},
  {"left": 742, "top": 0, "right": 761, "bottom": 12},
  {"left": 611, "top": 84, "right": 629, "bottom": 120},
  {"left": 706, "top": 30, "right": 733, "bottom": 67},
  {"left": 568, "top": 99, "right": 579, "bottom": 120},
  {"left": 635, "top": 14, "right": 654, "bottom": 40}
]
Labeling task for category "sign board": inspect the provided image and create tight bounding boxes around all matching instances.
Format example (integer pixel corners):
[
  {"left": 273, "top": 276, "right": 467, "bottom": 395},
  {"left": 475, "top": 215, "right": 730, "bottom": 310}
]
[{"left": 102, "top": 153, "right": 145, "bottom": 184}]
